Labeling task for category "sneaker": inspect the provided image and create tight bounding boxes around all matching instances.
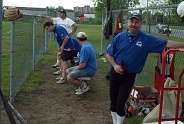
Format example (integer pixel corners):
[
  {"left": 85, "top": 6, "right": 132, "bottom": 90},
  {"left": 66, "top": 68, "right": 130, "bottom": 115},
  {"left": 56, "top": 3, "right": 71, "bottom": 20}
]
[
  {"left": 56, "top": 75, "right": 63, "bottom": 80},
  {"left": 75, "top": 86, "right": 79, "bottom": 92},
  {"left": 56, "top": 78, "right": 66, "bottom": 84},
  {"left": 56, "top": 66, "right": 61, "bottom": 70},
  {"left": 75, "top": 80, "right": 86, "bottom": 92},
  {"left": 53, "top": 69, "right": 62, "bottom": 75},
  {"left": 76, "top": 86, "right": 89, "bottom": 95},
  {"left": 52, "top": 63, "right": 60, "bottom": 68}
]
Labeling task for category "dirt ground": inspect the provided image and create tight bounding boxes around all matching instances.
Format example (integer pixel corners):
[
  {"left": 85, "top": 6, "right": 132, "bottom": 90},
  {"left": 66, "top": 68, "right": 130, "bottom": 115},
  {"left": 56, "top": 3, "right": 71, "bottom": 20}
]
[{"left": 1, "top": 61, "right": 112, "bottom": 124}]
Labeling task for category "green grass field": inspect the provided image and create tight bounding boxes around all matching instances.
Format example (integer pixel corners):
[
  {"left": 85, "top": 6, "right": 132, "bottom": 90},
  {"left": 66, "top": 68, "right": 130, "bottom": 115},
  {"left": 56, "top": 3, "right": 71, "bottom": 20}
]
[
  {"left": 1, "top": 22, "right": 184, "bottom": 123},
  {"left": 2, "top": 20, "right": 46, "bottom": 94},
  {"left": 2, "top": 21, "right": 11, "bottom": 93}
]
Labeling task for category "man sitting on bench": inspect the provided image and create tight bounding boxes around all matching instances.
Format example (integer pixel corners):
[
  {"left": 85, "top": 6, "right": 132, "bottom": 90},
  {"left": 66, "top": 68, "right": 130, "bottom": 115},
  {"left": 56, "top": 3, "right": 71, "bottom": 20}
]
[{"left": 66, "top": 32, "right": 97, "bottom": 95}]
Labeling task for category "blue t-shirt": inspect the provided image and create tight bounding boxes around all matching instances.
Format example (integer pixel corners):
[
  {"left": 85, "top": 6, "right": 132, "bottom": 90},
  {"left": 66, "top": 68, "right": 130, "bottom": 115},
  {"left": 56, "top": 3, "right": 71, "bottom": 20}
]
[
  {"left": 80, "top": 42, "right": 97, "bottom": 76},
  {"left": 106, "top": 30, "right": 167, "bottom": 73},
  {"left": 86, "top": 42, "right": 98, "bottom": 58},
  {"left": 71, "top": 37, "right": 82, "bottom": 53},
  {"left": 53, "top": 25, "right": 75, "bottom": 50}
]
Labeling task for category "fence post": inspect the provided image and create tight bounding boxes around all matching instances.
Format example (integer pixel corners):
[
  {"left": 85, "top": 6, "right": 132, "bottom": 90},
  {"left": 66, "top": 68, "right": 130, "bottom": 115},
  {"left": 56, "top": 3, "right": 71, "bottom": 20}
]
[
  {"left": 32, "top": 16, "right": 36, "bottom": 69},
  {"left": 10, "top": 21, "right": 15, "bottom": 105},
  {"left": 44, "top": 7, "right": 49, "bottom": 52},
  {"left": 101, "top": 12, "right": 104, "bottom": 53},
  {"left": 0, "top": 0, "right": 3, "bottom": 122}
]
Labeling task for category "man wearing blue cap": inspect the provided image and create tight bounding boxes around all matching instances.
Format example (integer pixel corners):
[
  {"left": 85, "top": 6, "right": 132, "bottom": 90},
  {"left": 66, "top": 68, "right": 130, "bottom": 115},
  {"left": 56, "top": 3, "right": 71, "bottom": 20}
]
[{"left": 106, "top": 12, "right": 184, "bottom": 124}]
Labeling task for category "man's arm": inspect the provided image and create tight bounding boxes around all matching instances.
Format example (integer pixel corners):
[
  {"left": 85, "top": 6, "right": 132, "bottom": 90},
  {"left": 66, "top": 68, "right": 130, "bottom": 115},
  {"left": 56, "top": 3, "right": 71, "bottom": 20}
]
[
  {"left": 70, "top": 23, "right": 78, "bottom": 36},
  {"left": 74, "top": 62, "right": 86, "bottom": 70},
  {"left": 166, "top": 40, "right": 184, "bottom": 48},
  {"left": 106, "top": 54, "right": 117, "bottom": 68},
  {"left": 60, "top": 36, "right": 69, "bottom": 52},
  {"left": 106, "top": 54, "right": 124, "bottom": 74}
]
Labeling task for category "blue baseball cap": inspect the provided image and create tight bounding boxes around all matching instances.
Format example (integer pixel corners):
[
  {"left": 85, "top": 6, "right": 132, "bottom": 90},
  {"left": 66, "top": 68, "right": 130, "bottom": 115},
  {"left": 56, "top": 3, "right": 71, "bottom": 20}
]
[{"left": 129, "top": 12, "right": 142, "bottom": 21}]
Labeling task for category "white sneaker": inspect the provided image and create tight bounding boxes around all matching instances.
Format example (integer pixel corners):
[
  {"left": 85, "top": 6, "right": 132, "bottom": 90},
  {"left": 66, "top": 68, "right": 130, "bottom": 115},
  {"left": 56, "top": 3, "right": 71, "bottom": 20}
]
[
  {"left": 75, "top": 80, "right": 85, "bottom": 92},
  {"left": 75, "top": 86, "right": 79, "bottom": 92},
  {"left": 56, "top": 78, "right": 66, "bottom": 84},
  {"left": 76, "top": 86, "right": 89, "bottom": 95},
  {"left": 56, "top": 75, "right": 63, "bottom": 80},
  {"left": 56, "top": 66, "right": 61, "bottom": 70},
  {"left": 52, "top": 63, "right": 60, "bottom": 68},
  {"left": 53, "top": 69, "right": 62, "bottom": 75}
]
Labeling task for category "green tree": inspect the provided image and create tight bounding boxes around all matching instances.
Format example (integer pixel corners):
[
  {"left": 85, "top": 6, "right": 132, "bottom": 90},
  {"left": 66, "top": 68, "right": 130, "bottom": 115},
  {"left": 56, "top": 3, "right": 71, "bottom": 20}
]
[
  {"left": 92, "top": 0, "right": 106, "bottom": 23},
  {"left": 48, "top": 6, "right": 64, "bottom": 11},
  {"left": 92, "top": 0, "right": 140, "bottom": 23},
  {"left": 168, "top": 0, "right": 181, "bottom": 4},
  {"left": 55, "top": 6, "right": 64, "bottom": 11}
]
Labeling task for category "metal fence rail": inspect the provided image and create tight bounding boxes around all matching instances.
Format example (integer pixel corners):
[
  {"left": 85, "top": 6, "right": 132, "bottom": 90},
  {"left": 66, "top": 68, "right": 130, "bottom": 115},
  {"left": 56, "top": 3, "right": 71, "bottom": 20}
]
[{"left": 0, "top": 1, "right": 3, "bottom": 122}]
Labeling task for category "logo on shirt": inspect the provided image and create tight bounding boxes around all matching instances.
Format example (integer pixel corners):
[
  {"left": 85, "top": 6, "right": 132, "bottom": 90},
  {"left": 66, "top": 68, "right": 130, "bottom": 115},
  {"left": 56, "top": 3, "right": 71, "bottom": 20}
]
[{"left": 136, "top": 40, "right": 142, "bottom": 47}]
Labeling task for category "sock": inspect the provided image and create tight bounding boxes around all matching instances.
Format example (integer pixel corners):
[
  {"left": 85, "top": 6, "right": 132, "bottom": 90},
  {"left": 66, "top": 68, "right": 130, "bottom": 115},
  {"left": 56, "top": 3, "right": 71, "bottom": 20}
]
[
  {"left": 80, "top": 81, "right": 87, "bottom": 89},
  {"left": 56, "top": 60, "right": 60, "bottom": 64},
  {"left": 111, "top": 111, "right": 117, "bottom": 124},
  {"left": 117, "top": 114, "right": 125, "bottom": 124}
]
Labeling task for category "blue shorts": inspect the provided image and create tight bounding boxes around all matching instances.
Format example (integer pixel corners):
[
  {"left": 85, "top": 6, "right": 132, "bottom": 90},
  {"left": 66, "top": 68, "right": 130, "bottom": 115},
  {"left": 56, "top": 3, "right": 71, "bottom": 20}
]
[{"left": 67, "top": 66, "right": 91, "bottom": 80}]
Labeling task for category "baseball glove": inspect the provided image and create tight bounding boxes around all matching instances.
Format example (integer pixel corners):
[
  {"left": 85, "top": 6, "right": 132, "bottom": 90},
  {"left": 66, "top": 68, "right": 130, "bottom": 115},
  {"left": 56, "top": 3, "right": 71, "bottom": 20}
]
[{"left": 4, "top": 7, "right": 23, "bottom": 21}]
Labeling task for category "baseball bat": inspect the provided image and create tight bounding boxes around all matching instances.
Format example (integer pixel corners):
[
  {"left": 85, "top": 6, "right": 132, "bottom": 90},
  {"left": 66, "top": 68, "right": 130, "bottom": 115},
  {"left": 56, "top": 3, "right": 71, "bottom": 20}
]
[
  {"left": 0, "top": 89, "right": 16, "bottom": 124},
  {"left": 7, "top": 101, "right": 27, "bottom": 124},
  {"left": 0, "top": 89, "right": 27, "bottom": 124}
]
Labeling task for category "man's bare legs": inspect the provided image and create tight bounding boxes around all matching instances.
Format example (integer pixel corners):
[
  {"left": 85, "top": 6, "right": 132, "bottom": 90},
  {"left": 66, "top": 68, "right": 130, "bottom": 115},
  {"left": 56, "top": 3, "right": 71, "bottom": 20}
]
[
  {"left": 56, "top": 59, "right": 69, "bottom": 84},
  {"left": 52, "top": 50, "right": 61, "bottom": 68},
  {"left": 61, "top": 60, "right": 69, "bottom": 79},
  {"left": 53, "top": 52, "right": 62, "bottom": 75}
]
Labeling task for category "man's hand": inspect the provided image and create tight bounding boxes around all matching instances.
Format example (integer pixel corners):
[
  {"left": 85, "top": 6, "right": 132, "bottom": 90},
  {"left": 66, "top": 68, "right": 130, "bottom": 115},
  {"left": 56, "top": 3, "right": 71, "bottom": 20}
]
[
  {"left": 114, "top": 64, "right": 124, "bottom": 74},
  {"left": 58, "top": 52, "right": 61, "bottom": 55}
]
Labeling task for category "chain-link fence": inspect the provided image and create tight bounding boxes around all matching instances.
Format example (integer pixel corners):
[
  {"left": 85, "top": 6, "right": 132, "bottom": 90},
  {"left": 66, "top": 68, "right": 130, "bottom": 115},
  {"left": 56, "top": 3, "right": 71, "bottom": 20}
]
[
  {"left": 1, "top": 8, "right": 57, "bottom": 104},
  {"left": 102, "top": 4, "right": 184, "bottom": 89}
]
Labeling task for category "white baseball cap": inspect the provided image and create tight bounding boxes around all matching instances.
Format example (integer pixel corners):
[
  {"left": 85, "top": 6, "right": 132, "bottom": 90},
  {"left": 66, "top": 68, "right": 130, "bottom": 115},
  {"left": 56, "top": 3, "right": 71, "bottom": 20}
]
[{"left": 77, "top": 32, "right": 87, "bottom": 38}]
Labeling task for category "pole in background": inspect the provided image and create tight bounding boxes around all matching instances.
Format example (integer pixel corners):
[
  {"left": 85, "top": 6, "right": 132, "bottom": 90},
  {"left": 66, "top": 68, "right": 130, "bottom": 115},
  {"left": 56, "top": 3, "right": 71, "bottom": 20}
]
[
  {"left": 0, "top": 0, "right": 3, "bottom": 122},
  {"left": 107, "top": 0, "right": 110, "bottom": 12},
  {"left": 10, "top": 21, "right": 15, "bottom": 104},
  {"left": 146, "top": 0, "right": 148, "bottom": 32}
]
